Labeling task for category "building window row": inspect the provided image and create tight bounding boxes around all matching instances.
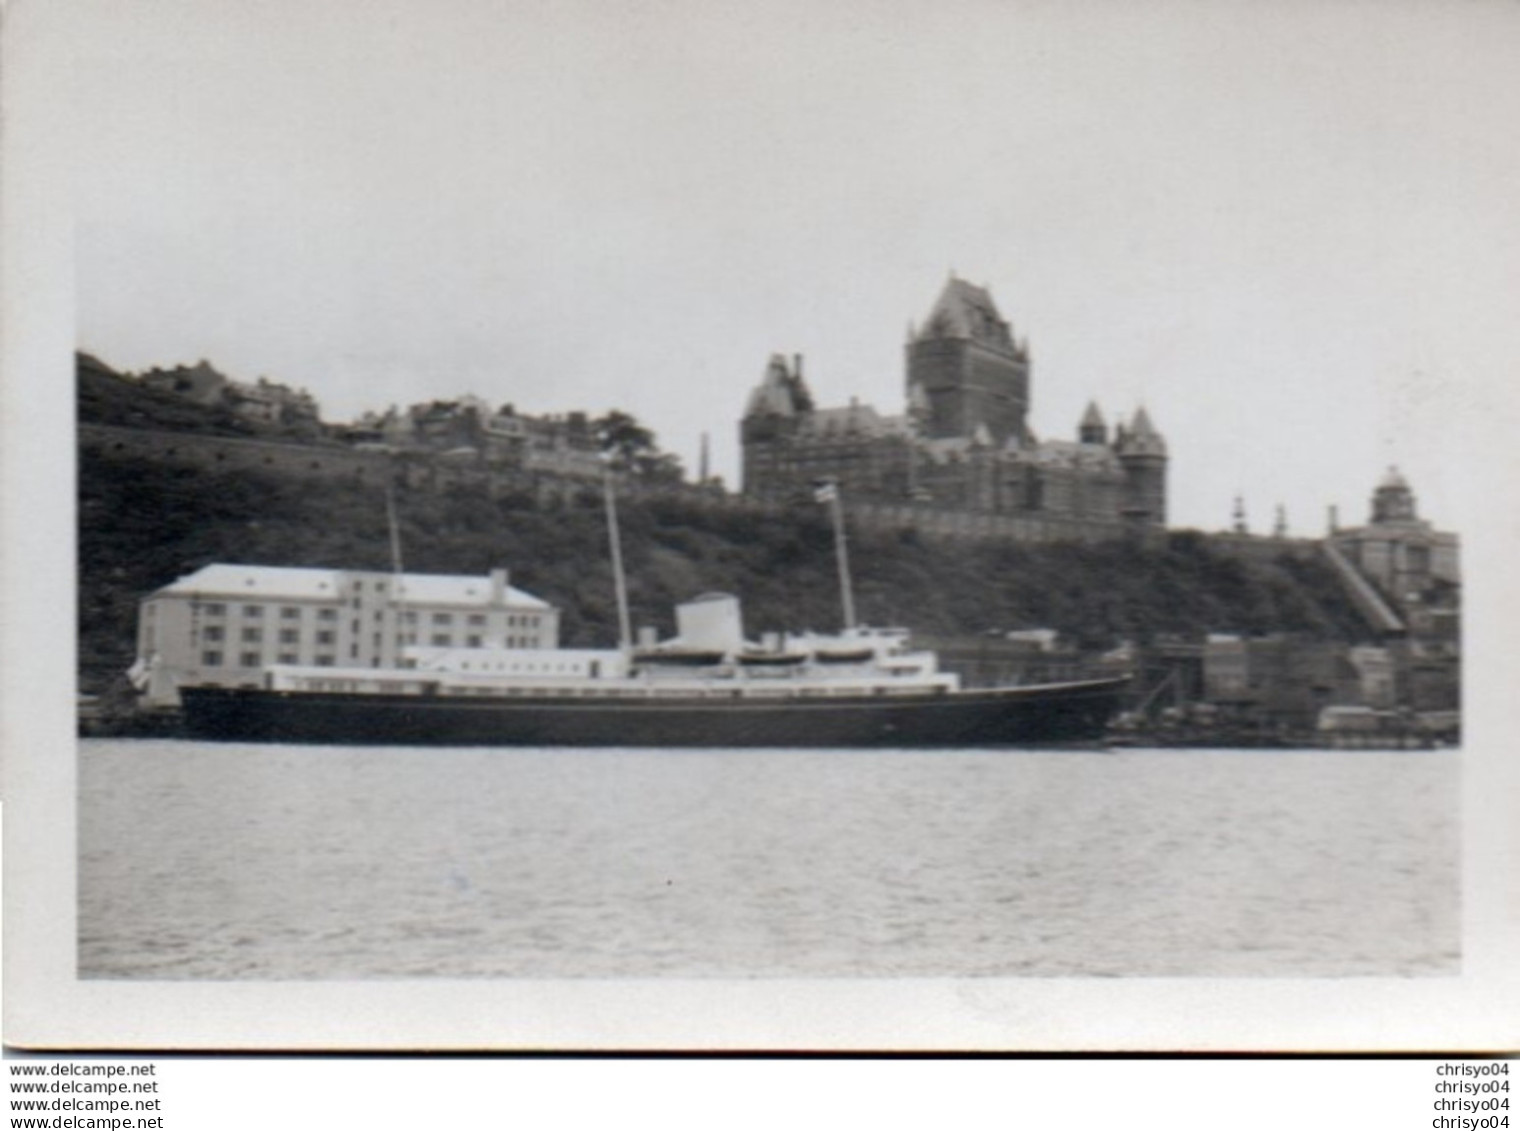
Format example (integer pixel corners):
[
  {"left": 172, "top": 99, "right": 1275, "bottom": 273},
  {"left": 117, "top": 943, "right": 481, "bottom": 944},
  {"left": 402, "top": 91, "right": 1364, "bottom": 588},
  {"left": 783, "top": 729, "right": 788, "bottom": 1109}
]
[{"left": 186, "top": 597, "right": 551, "bottom": 675}]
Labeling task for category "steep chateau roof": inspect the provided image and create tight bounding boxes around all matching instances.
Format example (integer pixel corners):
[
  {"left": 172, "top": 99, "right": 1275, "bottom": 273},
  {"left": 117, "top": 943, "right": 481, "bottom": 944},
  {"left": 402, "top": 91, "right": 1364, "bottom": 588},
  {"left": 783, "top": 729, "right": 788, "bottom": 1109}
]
[
  {"left": 797, "top": 402, "right": 909, "bottom": 440},
  {"left": 1379, "top": 465, "right": 1411, "bottom": 492},
  {"left": 1080, "top": 401, "right": 1106, "bottom": 429},
  {"left": 917, "top": 276, "right": 1018, "bottom": 351},
  {"left": 1116, "top": 406, "right": 1167, "bottom": 456},
  {"left": 156, "top": 564, "right": 551, "bottom": 608},
  {"left": 919, "top": 432, "right": 1025, "bottom": 461},
  {"left": 919, "top": 436, "right": 976, "bottom": 462},
  {"left": 1030, "top": 439, "right": 1122, "bottom": 471},
  {"left": 916, "top": 435, "right": 1119, "bottom": 471},
  {"left": 744, "top": 354, "right": 813, "bottom": 417}
]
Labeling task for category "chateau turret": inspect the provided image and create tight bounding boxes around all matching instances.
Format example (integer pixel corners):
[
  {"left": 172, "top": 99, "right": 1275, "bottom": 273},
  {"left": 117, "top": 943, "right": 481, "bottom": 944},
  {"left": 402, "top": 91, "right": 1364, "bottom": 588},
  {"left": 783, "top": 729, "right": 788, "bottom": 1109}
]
[
  {"left": 1078, "top": 401, "right": 1108, "bottom": 445},
  {"left": 1115, "top": 406, "right": 1168, "bottom": 528}
]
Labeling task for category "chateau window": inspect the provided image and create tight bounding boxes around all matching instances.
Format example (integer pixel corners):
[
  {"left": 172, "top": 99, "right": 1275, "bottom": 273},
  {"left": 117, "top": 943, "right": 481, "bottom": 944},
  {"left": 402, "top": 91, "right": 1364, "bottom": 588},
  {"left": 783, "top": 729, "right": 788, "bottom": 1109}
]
[
  {"left": 318, "top": 609, "right": 338, "bottom": 622},
  {"left": 468, "top": 614, "right": 486, "bottom": 626},
  {"left": 242, "top": 627, "right": 262, "bottom": 643},
  {"left": 277, "top": 653, "right": 298, "bottom": 665},
  {"left": 316, "top": 655, "right": 335, "bottom": 667},
  {"left": 201, "top": 651, "right": 223, "bottom": 667},
  {"left": 432, "top": 612, "right": 453, "bottom": 625},
  {"left": 242, "top": 605, "right": 263, "bottom": 617},
  {"left": 279, "top": 629, "right": 299, "bottom": 644},
  {"left": 431, "top": 634, "right": 452, "bottom": 647},
  {"left": 203, "top": 603, "right": 226, "bottom": 617},
  {"left": 239, "top": 652, "right": 261, "bottom": 667},
  {"left": 467, "top": 635, "right": 482, "bottom": 648},
  {"left": 317, "top": 630, "right": 335, "bottom": 645},
  {"left": 204, "top": 626, "right": 224, "bottom": 642},
  {"left": 281, "top": 607, "right": 301, "bottom": 620}
]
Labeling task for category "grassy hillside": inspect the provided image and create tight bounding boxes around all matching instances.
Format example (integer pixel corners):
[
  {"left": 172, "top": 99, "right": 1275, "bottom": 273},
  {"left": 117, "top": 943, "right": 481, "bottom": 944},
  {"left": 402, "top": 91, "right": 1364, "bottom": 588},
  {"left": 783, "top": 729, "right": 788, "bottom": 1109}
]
[{"left": 79, "top": 447, "right": 1370, "bottom": 694}]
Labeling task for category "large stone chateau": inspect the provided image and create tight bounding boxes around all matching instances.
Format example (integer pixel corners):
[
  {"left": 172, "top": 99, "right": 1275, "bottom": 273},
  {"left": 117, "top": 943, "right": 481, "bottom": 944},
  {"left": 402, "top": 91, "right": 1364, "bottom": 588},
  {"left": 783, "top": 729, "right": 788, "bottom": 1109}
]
[{"left": 741, "top": 277, "right": 1168, "bottom": 534}]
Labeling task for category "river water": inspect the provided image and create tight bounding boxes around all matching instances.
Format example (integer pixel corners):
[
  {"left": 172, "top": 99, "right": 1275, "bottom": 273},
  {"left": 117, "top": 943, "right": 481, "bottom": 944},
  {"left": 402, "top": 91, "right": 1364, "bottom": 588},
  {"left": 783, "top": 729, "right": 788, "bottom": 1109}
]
[{"left": 77, "top": 740, "right": 1459, "bottom": 979}]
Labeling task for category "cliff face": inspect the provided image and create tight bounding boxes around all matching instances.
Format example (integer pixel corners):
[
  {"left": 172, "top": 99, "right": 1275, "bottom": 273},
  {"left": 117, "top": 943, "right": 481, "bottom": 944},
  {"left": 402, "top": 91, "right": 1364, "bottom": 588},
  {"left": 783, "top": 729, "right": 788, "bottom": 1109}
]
[{"left": 78, "top": 443, "right": 1371, "bottom": 695}]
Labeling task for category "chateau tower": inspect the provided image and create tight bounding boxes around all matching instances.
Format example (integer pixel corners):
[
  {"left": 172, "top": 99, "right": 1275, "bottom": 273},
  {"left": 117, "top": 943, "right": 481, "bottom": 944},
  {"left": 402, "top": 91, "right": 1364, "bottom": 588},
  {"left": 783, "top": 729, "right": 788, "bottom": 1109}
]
[
  {"left": 1078, "top": 401, "right": 1108, "bottom": 445},
  {"left": 906, "top": 277, "right": 1031, "bottom": 447},
  {"left": 1116, "top": 406, "right": 1168, "bottom": 527},
  {"left": 740, "top": 354, "right": 814, "bottom": 495}
]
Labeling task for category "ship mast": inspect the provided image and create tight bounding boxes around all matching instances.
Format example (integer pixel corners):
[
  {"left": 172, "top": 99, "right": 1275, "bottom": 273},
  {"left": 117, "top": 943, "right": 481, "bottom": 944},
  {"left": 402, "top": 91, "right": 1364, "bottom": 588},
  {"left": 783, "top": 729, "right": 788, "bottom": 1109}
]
[
  {"left": 604, "top": 464, "right": 634, "bottom": 651},
  {"left": 817, "top": 479, "right": 857, "bottom": 630}
]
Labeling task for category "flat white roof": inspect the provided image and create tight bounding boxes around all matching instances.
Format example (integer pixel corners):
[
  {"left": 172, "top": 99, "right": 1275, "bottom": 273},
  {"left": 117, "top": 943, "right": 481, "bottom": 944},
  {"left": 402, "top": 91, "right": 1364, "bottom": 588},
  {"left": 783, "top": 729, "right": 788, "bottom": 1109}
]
[{"left": 153, "top": 563, "right": 552, "bottom": 609}]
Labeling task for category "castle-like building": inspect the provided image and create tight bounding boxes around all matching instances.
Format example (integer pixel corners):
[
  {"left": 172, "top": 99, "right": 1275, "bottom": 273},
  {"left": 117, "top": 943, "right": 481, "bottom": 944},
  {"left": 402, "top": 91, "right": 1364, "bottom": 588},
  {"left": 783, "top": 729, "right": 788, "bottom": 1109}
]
[{"left": 741, "top": 277, "right": 1167, "bottom": 532}]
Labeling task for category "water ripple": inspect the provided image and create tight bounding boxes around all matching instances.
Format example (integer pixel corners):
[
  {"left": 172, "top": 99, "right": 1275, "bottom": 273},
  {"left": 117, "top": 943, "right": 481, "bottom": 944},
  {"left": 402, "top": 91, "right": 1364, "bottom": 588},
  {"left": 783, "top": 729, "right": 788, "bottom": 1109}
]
[{"left": 78, "top": 742, "right": 1459, "bottom": 979}]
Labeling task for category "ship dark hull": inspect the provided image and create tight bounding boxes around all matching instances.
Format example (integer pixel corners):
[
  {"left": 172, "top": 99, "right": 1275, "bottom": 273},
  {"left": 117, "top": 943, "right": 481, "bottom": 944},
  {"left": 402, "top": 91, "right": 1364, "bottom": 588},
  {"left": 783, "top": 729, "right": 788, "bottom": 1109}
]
[{"left": 177, "top": 678, "right": 1129, "bottom": 748}]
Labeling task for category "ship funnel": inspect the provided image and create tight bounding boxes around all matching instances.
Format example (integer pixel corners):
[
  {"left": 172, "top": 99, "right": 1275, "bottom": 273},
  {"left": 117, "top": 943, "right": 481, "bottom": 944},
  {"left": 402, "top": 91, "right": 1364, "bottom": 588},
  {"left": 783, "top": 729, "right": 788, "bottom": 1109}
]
[{"left": 675, "top": 593, "right": 745, "bottom": 651}]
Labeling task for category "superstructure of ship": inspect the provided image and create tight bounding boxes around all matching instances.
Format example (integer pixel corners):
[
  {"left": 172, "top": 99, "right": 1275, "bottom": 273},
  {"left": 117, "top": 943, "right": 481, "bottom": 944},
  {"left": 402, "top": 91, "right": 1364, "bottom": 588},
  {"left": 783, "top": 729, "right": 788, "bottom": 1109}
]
[{"left": 175, "top": 476, "right": 1130, "bottom": 747}]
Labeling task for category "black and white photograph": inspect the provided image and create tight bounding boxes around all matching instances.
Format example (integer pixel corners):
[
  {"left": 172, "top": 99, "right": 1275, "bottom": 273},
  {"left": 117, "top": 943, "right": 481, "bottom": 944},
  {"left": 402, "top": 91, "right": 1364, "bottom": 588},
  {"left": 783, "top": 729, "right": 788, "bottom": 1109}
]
[{"left": 4, "top": 0, "right": 1519, "bottom": 1064}]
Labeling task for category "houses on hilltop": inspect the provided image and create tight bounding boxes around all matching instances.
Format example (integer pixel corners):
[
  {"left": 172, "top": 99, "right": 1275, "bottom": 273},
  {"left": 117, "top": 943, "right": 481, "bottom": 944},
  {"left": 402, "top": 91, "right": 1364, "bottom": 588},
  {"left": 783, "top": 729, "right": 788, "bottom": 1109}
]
[
  {"left": 139, "top": 361, "right": 322, "bottom": 432},
  {"left": 346, "top": 399, "right": 604, "bottom": 479}
]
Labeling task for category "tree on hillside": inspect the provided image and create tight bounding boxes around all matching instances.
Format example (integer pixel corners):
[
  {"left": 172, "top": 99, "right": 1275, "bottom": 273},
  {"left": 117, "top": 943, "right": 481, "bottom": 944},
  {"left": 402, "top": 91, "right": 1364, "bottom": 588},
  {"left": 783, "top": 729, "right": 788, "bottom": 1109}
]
[{"left": 594, "top": 409, "right": 685, "bottom": 484}]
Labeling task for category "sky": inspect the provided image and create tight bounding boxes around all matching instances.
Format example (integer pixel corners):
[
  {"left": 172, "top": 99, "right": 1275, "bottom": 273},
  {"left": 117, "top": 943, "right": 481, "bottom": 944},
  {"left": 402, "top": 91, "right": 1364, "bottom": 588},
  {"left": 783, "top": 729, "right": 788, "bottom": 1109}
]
[{"left": 51, "top": 0, "right": 1520, "bottom": 532}]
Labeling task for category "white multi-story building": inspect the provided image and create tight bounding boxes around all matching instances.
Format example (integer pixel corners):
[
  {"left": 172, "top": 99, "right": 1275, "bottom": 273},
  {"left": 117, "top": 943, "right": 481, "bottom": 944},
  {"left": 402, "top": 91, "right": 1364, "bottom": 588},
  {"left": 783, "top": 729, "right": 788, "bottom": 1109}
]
[{"left": 134, "top": 563, "right": 557, "bottom": 707}]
